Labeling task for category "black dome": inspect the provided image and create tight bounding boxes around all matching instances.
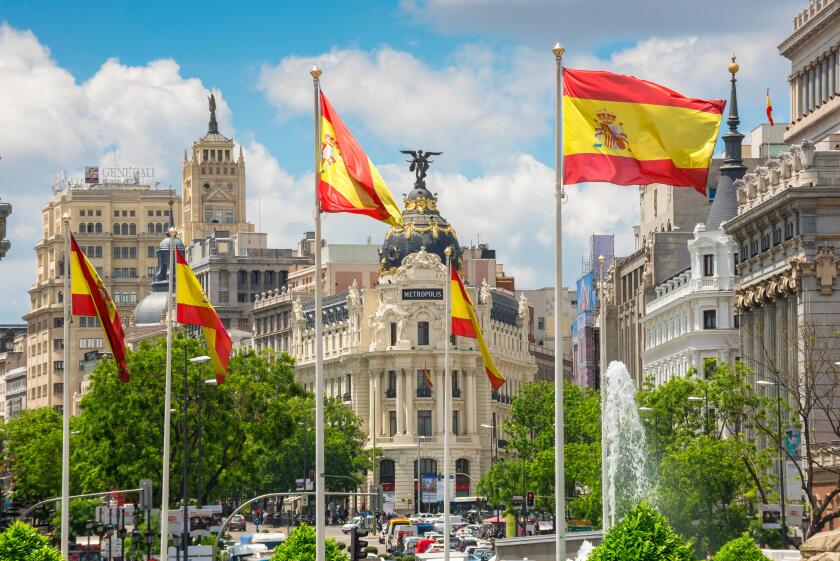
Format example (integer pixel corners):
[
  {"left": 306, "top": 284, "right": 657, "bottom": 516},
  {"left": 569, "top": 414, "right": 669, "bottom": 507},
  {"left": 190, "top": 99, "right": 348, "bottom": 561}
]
[{"left": 380, "top": 181, "right": 460, "bottom": 274}]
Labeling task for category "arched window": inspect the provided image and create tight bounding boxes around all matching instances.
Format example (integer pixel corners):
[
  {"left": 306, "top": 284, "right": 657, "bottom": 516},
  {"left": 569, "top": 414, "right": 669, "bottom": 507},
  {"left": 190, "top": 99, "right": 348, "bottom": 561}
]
[
  {"left": 379, "top": 459, "right": 395, "bottom": 487},
  {"left": 114, "top": 292, "right": 122, "bottom": 304},
  {"left": 120, "top": 223, "right": 127, "bottom": 235},
  {"left": 147, "top": 223, "right": 155, "bottom": 233},
  {"left": 130, "top": 291, "right": 137, "bottom": 304},
  {"left": 414, "top": 458, "right": 437, "bottom": 478},
  {"left": 79, "top": 223, "right": 87, "bottom": 234},
  {"left": 129, "top": 223, "right": 136, "bottom": 235},
  {"left": 155, "top": 223, "right": 163, "bottom": 234},
  {"left": 95, "top": 223, "right": 102, "bottom": 233},
  {"left": 456, "top": 458, "right": 470, "bottom": 497},
  {"left": 113, "top": 223, "right": 119, "bottom": 234},
  {"left": 86, "top": 222, "right": 94, "bottom": 233}
]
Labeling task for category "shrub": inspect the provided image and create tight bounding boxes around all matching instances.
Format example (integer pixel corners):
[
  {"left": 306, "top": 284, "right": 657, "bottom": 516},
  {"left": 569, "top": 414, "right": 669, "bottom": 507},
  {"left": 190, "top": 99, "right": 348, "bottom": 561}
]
[
  {"left": 270, "top": 524, "right": 348, "bottom": 561},
  {"left": 337, "top": 542, "right": 347, "bottom": 550},
  {"left": 364, "top": 545, "right": 378, "bottom": 553},
  {"left": 0, "top": 520, "right": 63, "bottom": 561},
  {"left": 588, "top": 502, "right": 694, "bottom": 561},
  {"left": 712, "top": 535, "right": 770, "bottom": 561}
]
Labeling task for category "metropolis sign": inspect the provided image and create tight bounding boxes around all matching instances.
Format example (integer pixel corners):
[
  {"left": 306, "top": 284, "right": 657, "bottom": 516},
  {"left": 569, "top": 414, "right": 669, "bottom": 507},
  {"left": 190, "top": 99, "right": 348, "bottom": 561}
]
[{"left": 402, "top": 288, "right": 443, "bottom": 301}]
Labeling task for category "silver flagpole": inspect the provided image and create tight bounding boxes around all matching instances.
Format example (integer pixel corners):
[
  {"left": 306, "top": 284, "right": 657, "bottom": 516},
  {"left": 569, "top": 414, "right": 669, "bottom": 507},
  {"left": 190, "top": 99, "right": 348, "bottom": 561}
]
[
  {"left": 443, "top": 247, "right": 453, "bottom": 561},
  {"left": 311, "top": 64, "right": 326, "bottom": 561},
  {"left": 553, "top": 41, "right": 567, "bottom": 561},
  {"left": 160, "top": 226, "right": 177, "bottom": 558},
  {"left": 61, "top": 213, "right": 71, "bottom": 560},
  {"left": 599, "top": 256, "right": 609, "bottom": 532}
]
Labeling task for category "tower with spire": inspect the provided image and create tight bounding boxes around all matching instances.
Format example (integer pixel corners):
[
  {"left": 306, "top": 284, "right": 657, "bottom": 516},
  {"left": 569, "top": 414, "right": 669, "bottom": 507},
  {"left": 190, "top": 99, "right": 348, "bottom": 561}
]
[{"left": 181, "top": 93, "right": 253, "bottom": 247}]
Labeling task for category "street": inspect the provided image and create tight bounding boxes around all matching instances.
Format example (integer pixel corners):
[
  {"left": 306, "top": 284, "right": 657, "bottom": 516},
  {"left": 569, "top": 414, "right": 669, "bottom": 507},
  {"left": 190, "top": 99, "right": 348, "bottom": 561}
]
[{"left": 226, "top": 522, "right": 385, "bottom": 557}]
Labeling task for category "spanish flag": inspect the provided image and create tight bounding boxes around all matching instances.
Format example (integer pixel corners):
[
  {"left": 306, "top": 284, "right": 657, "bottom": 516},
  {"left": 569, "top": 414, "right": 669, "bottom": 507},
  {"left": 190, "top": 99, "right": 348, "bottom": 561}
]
[
  {"left": 422, "top": 367, "right": 433, "bottom": 388},
  {"left": 318, "top": 92, "right": 403, "bottom": 227},
  {"left": 564, "top": 69, "right": 725, "bottom": 195},
  {"left": 70, "top": 235, "right": 129, "bottom": 382},
  {"left": 175, "top": 247, "right": 231, "bottom": 384},
  {"left": 450, "top": 268, "right": 506, "bottom": 390},
  {"left": 766, "top": 89, "right": 774, "bottom": 126}
]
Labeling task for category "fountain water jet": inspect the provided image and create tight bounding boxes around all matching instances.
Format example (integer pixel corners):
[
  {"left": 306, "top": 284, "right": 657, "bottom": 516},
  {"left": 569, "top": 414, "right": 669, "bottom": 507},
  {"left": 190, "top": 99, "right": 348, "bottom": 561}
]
[{"left": 602, "top": 360, "right": 653, "bottom": 529}]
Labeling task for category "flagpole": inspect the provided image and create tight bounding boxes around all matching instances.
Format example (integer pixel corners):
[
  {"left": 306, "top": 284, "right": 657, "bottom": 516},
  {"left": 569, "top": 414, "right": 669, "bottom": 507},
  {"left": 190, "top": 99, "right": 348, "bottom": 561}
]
[
  {"left": 443, "top": 246, "right": 453, "bottom": 561},
  {"left": 311, "top": 64, "right": 326, "bottom": 561},
  {"left": 553, "top": 42, "right": 567, "bottom": 561},
  {"left": 160, "top": 226, "right": 177, "bottom": 558},
  {"left": 61, "top": 213, "right": 71, "bottom": 560}
]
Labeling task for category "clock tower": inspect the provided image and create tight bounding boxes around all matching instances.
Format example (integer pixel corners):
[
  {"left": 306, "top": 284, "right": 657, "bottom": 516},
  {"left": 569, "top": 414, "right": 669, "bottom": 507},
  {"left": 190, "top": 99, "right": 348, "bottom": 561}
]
[{"left": 181, "top": 94, "right": 253, "bottom": 247}]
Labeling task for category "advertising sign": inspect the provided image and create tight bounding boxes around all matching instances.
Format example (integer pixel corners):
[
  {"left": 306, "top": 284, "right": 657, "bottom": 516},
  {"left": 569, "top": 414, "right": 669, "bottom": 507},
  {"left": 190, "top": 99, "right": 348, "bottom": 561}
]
[
  {"left": 786, "top": 504, "right": 804, "bottom": 527},
  {"left": 761, "top": 504, "right": 782, "bottom": 529},
  {"left": 786, "top": 460, "right": 803, "bottom": 502},
  {"left": 96, "top": 504, "right": 136, "bottom": 526},
  {"left": 421, "top": 474, "right": 437, "bottom": 504},
  {"left": 85, "top": 166, "right": 99, "bottom": 184},
  {"left": 383, "top": 491, "right": 395, "bottom": 514},
  {"left": 435, "top": 475, "right": 455, "bottom": 503},
  {"left": 166, "top": 506, "right": 223, "bottom": 536},
  {"left": 576, "top": 272, "right": 596, "bottom": 314},
  {"left": 785, "top": 427, "right": 802, "bottom": 459}
]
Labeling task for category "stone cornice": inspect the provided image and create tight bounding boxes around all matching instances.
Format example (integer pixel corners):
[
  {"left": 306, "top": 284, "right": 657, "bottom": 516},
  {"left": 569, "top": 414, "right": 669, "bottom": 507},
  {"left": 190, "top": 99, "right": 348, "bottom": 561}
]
[{"left": 780, "top": 0, "right": 840, "bottom": 58}]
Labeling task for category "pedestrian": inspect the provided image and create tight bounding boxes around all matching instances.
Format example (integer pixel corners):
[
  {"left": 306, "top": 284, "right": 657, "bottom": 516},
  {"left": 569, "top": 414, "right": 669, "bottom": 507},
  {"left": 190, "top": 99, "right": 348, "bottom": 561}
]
[{"left": 255, "top": 514, "right": 261, "bottom": 532}]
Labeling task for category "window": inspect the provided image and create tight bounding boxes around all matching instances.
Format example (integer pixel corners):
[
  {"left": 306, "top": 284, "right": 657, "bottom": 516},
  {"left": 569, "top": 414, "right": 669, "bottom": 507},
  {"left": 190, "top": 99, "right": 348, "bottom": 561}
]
[
  {"left": 773, "top": 227, "right": 782, "bottom": 246},
  {"left": 79, "top": 317, "right": 100, "bottom": 328},
  {"left": 53, "top": 383, "right": 63, "bottom": 395},
  {"left": 54, "top": 339, "right": 63, "bottom": 350},
  {"left": 122, "top": 211, "right": 128, "bottom": 217},
  {"left": 387, "top": 411, "right": 397, "bottom": 436},
  {"left": 218, "top": 291, "right": 228, "bottom": 303},
  {"left": 452, "top": 410, "right": 460, "bottom": 436},
  {"left": 734, "top": 314, "right": 740, "bottom": 328},
  {"left": 417, "top": 321, "right": 430, "bottom": 345},
  {"left": 54, "top": 361, "right": 63, "bottom": 371},
  {"left": 80, "top": 210, "right": 86, "bottom": 217},
  {"left": 53, "top": 318, "right": 63, "bottom": 328},
  {"left": 703, "top": 358, "right": 717, "bottom": 379},
  {"left": 129, "top": 223, "right": 136, "bottom": 235},
  {"left": 417, "top": 410, "right": 432, "bottom": 437},
  {"left": 148, "top": 210, "right": 154, "bottom": 217},
  {"left": 219, "top": 273, "right": 229, "bottom": 288},
  {"left": 379, "top": 458, "right": 396, "bottom": 485},
  {"left": 147, "top": 267, "right": 156, "bottom": 277},
  {"left": 263, "top": 271, "right": 274, "bottom": 285},
  {"left": 538, "top": 317, "right": 545, "bottom": 330},
  {"left": 703, "top": 254, "right": 714, "bottom": 277},
  {"left": 703, "top": 310, "right": 717, "bottom": 330},
  {"left": 387, "top": 370, "right": 396, "bottom": 397},
  {"left": 225, "top": 209, "right": 234, "bottom": 224},
  {"left": 237, "top": 270, "right": 247, "bottom": 285},
  {"left": 251, "top": 271, "right": 259, "bottom": 285},
  {"left": 148, "top": 245, "right": 155, "bottom": 258},
  {"left": 205, "top": 208, "right": 213, "bottom": 224},
  {"left": 452, "top": 370, "right": 460, "bottom": 396},
  {"left": 390, "top": 322, "right": 397, "bottom": 346},
  {"left": 785, "top": 222, "right": 794, "bottom": 240},
  {"left": 238, "top": 293, "right": 247, "bottom": 303},
  {"left": 114, "top": 211, "right": 119, "bottom": 217},
  {"left": 416, "top": 369, "right": 432, "bottom": 395}
]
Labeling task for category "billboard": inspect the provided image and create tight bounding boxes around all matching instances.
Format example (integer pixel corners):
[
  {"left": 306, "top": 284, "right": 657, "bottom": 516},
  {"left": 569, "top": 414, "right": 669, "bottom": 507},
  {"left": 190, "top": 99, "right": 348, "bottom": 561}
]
[
  {"left": 166, "top": 505, "right": 224, "bottom": 537},
  {"left": 421, "top": 474, "right": 437, "bottom": 504},
  {"left": 85, "top": 166, "right": 99, "bottom": 184},
  {"left": 576, "top": 272, "right": 596, "bottom": 314},
  {"left": 761, "top": 504, "right": 781, "bottom": 529}
]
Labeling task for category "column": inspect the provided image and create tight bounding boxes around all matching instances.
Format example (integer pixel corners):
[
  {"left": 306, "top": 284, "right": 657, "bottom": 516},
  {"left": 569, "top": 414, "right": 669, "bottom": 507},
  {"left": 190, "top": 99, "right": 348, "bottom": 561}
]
[
  {"left": 815, "top": 62, "right": 822, "bottom": 106},
  {"left": 378, "top": 370, "right": 385, "bottom": 436},
  {"left": 405, "top": 369, "right": 415, "bottom": 435},
  {"left": 368, "top": 374, "right": 376, "bottom": 435},
  {"left": 799, "top": 74, "right": 806, "bottom": 118},
  {"left": 435, "top": 369, "right": 444, "bottom": 435},
  {"left": 829, "top": 53, "right": 836, "bottom": 100},
  {"left": 792, "top": 75, "right": 800, "bottom": 120},
  {"left": 396, "top": 368, "right": 406, "bottom": 435},
  {"left": 836, "top": 49, "right": 840, "bottom": 94},
  {"left": 824, "top": 57, "right": 830, "bottom": 102},
  {"left": 810, "top": 66, "right": 816, "bottom": 110},
  {"left": 468, "top": 369, "right": 477, "bottom": 434}
]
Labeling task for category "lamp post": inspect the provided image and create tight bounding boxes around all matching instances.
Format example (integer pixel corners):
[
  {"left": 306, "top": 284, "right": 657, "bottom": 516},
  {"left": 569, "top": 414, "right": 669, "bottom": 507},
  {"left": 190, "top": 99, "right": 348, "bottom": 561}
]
[
  {"left": 131, "top": 529, "right": 140, "bottom": 561},
  {"left": 144, "top": 528, "right": 154, "bottom": 561},
  {"left": 758, "top": 378, "right": 788, "bottom": 548},
  {"left": 480, "top": 424, "right": 498, "bottom": 464},
  {"left": 198, "top": 378, "right": 218, "bottom": 508},
  {"left": 86, "top": 519, "right": 93, "bottom": 557},
  {"left": 182, "top": 354, "right": 211, "bottom": 561},
  {"left": 597, "top": 254, "right": 608, "bottom": 533},
  {"left": 118, "top": 525, "right": 127, "bottom": 561}
]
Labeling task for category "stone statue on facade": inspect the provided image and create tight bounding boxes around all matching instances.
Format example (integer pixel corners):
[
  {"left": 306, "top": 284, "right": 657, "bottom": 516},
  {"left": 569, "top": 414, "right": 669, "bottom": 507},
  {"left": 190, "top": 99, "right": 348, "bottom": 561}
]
[
  {"left": 479, "top": 279, "right": 491, "bottom": 305},
  {"left": 348, "top": 279, "right": 361, "bottom": 307},
  {"left": 518, "top": 293, "right": 528, "bottom": 318},
  {"left": 400, "top": 150, "right": 443, "bottom": 184},
  {"left": 293, "top": 297, "right": 305, "bottom": 321}
]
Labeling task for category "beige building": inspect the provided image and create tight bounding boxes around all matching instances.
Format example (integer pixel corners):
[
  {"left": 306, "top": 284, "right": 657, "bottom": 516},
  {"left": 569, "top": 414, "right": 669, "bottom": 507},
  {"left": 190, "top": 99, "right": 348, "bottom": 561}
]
[
  {"left": 23, "top": 181, "right": 181, "bottom": 410},
  {"left": 180, "top": 97, "right": 253, "bottom": 247},
  {"left": 0, "top": 327, "right": 26, "bottom": 420}
]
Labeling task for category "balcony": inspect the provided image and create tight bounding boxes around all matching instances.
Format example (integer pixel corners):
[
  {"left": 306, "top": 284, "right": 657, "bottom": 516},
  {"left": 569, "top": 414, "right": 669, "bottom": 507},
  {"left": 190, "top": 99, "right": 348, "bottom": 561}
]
[
  {"left": 491, "top": 391, "right": 500, "bottom": 402},
  {"left": 452, "top": 388, "right": 461, "bottom": 398},
  {"left": 385, "top": 388, "right": 396, "bottom": 399},
  {"left": 342, "top": 392, "right": 351, "bottom": 403},
  {"left": 416, "top": 388, "right": 432, "bottom": 398}
]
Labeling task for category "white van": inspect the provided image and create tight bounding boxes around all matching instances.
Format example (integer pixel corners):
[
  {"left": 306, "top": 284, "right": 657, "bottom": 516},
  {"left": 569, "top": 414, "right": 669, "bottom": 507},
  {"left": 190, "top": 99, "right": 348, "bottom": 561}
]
[
  {"left": 248, "top": 532, "right": 286, "bottom": 550},
  {"left": 228, "top": 543, "right": 271, "bottom": 561}
]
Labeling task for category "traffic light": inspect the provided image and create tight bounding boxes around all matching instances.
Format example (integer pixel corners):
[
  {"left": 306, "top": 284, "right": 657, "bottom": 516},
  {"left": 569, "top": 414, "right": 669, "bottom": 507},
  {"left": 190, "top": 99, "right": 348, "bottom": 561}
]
[
  {"left": 139, "top": 479, "right": 153, "bottom": 512},
  {"left": 350, "top": 526, "right": 368, "bottom": 560},
  {"left": 526, "top": 491, "right": 535, "bottom": 510}
]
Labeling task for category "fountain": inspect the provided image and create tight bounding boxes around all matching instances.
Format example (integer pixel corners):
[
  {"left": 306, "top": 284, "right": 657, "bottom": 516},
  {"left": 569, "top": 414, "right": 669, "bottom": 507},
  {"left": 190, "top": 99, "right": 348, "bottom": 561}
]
[{"left": 602, "top": 360, "right": 654, "bottom": 529}]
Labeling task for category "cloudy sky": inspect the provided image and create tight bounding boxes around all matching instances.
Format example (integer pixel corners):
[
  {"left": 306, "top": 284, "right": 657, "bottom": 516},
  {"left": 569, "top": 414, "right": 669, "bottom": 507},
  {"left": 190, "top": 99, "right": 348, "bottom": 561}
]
[{"left": 0, "top": 0, "right": 795, "bottom": 322}]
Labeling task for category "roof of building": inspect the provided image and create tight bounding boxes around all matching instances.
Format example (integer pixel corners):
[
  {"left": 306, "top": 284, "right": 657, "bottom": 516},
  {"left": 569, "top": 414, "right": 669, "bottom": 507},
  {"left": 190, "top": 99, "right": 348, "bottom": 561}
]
[
  {"left": 490, "top": 290, "right": 519, "bottom": 327},
  {"left": 303, "top": 291, "right": 350, "bottom": 328}
]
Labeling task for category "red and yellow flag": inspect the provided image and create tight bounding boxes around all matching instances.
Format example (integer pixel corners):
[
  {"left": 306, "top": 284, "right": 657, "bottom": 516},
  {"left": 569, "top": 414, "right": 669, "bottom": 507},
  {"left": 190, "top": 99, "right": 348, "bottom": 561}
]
[
  {"left": 766, "top": 89, "right": 774, "bottom": 126},
  {"left": 70, "top": 235, "right": 129, "bottom": 382},
  {"left": 318, "top": 92, "right": 403, "bottom": 227},
  {"left": 563, "top": 69, "right": 725, "bottom": 195},
  {"left": 450, "top": 268, "right": 506, "bottom": 390},
  {"left": 422, "top": 367, "right": 433, "bottom": 388},
  {"left": 175, "top": 247, "right": 231, "bottom": 384}
]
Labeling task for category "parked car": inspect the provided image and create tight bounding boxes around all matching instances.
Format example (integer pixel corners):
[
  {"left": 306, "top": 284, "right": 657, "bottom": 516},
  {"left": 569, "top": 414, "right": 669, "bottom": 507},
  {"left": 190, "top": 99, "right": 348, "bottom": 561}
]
[
  {"left": 227, "top": 514, "right": 247, "bottom": 531},
  {"left": 342, "top": 516, "right": 367, "bottom": 535}
]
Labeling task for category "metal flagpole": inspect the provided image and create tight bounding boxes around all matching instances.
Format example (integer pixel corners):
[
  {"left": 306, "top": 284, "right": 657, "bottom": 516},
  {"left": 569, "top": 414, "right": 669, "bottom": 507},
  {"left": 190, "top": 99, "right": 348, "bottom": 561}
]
[
  {"left": 599, "top": 256, "right": 609, "bottom": 532},
  {"left": 311, "top": 64, "right": 327, "bottom": 561},
  {"left": 160, "top": 227, "right": 177, "bottom": 558},
  {"left": 553, "top": 42, "right": 567, "bottom": 561},
  {"left": 443, "top": 247, "right": 453, "bottom": 560},
  {"left": 61, "top": 213, "right": 71, "bottom": 560}
]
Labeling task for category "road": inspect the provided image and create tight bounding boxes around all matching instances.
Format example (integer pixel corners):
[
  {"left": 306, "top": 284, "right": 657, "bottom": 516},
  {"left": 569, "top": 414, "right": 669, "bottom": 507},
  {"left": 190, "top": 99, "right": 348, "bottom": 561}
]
[{"left": 227, "top": 522, "right": 385, "bottom": 556}]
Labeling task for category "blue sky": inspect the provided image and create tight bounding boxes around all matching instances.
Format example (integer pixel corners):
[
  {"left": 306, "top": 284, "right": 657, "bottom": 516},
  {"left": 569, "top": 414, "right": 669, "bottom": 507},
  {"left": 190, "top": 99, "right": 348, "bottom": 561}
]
[{"left": 0, "top": 0, "right": 797, "bottom": 322}]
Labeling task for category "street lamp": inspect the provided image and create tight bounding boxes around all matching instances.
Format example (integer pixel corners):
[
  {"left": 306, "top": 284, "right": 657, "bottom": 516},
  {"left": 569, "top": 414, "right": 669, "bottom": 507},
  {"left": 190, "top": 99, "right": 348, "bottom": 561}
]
[
  {"left": 480, "top": 424, "right": 498, "bottom": 464},
  {"left": 182, "top": 354, "right": 211, "bottom": 561},
  {"left": 143, "top": 528, "right": 154, "bottom": 561},
  {"left": 757, "top": 378, "right": 788, "bottom": 548},
  {"left": 196, "top": 378, "right": 218, "bottom": 509},
  {"left": 85, "top": 519, "right": 93, "bottom": 555},
  {"left": 686, "top": 393, "right": 710, "bottom": 435},
  {"left": 131, "top": 529, "right": 140, "bottom": 561}
]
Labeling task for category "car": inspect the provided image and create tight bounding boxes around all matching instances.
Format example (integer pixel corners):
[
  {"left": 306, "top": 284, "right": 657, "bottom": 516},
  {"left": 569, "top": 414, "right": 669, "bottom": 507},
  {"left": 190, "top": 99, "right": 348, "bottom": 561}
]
[
  {"left": 227, "top": 514, "right": 247, "bottom": 532},
  {"left": 342, "top": 516, "right": 364, "bottom": 534},
  {"left": 411, "top": 513, "right": 437, "bottom": 524}
]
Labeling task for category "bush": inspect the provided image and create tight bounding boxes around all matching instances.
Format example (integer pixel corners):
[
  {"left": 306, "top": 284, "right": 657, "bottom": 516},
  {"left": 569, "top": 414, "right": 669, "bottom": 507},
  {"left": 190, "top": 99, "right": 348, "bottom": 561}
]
[
  {"left": 337, "top": 542, "right": 347, "bottom": 550},
  {"left": 0, "top": 520, "right": 63, "bottom": 561},
  {"left": 270, "top": 524, "right": 348, "bottom": 561},
  {"left": 713, "top": 535, "right": 770, "bottom": 561},
  {"left": 364, "top": 545, "right": 378, "bottom": 553},
  {"left": 588, "top": 502, "right": 694, "bottom": 561}
]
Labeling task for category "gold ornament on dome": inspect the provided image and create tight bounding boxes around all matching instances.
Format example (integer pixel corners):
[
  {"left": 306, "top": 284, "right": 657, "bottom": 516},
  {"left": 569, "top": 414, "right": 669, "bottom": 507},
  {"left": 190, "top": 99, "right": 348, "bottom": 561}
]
[
  {"left": 404, "top": 196, "right": 438, "bottom": 215},
  {"left": 385, "top": 219, "right": 456, "bottom": 241}
]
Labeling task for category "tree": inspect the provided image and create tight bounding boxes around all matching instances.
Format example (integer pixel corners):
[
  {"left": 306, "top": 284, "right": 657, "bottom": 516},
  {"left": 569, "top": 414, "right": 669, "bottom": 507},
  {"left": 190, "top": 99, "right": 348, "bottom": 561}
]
[
  {"left": 270, "top": 524, "right": 347, "bottom": 561},
  {"left": 587, "top": 502, "right": 694, "bottom": 561},
  {"left": 712, "top": 535, "right": 770, "bottom": 561},
  {"left": 2, "top": 408, "right": 63, "bottom": 506},
  {"left": 0, "top": 520, "right": 62, "bottom": 561},
  {"left": 49, "top": 498, "right": 98, "bottom": 541}
]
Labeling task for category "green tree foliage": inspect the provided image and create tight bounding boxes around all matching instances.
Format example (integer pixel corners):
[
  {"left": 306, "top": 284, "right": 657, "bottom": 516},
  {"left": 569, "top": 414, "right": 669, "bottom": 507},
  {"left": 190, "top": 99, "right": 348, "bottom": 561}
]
[
  {"left": 477, "top": 380, "right": 602, "bottom": 524},
  {"left": 2, "top": 408, "right": 63, "bottom": 505},
  {"left": 587, "top": 502, "right": 694, "bottom": 561},
  {"left": 49, "top": 498, "right": 98, "bottom": 540},
  {"left": 712, "top": 535, "right": 770, "bottom": 561},
  {"left": 270, "top": 524, "right": 347, "bottom": 561},
  {"left": 0, "top": 520, "right": 62, "bottom": 561}
]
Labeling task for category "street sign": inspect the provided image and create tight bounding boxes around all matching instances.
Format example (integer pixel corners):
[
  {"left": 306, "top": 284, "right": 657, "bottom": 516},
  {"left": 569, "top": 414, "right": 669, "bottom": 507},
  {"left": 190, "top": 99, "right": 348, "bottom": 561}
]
[
  {"left": 296, "top": 478, "right": 305, "bottom": 491},
  {"left": 511, "top": 496, "right": 524, "bottom": 512},
  {"left": 786, "top": 504, "right": 804, "bottom": 527},
  {"left": 786, "top": 460, "right": 802, "bottom": 502}
]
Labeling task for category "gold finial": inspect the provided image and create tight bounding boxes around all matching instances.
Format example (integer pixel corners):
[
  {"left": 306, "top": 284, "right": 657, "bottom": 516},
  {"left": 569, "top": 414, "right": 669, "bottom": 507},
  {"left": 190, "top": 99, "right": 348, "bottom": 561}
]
[
  {"left": 728, "top": 53, "right": 739, "bottom": 75},
  {"left": 444, "top": 245, "right": 453, "bottom": 257},
  {"left": 553, "top": 42, "right": 565, "bottom": 58},
  {"left": 310, "top": 65, "right": 322, "bottom": 79},
  {"left": 62, "top": 212, "right": 71, "bottom": 224},
  {"left": 167, "top": 227, "right": 177, "bottom": 237}
]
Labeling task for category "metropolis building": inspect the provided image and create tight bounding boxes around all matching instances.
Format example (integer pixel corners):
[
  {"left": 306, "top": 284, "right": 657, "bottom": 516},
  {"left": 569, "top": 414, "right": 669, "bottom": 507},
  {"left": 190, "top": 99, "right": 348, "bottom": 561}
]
[{"left": 252, "top": 174, "right": 537, "bottom": 513}]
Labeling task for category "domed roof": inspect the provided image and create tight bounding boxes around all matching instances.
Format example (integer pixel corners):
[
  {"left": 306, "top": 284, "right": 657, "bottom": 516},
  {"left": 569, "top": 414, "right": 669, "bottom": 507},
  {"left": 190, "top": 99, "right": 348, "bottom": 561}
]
[
  {"left": 133, "top": 233, "right": 183, "bottom": 325},
  {"left": 380, "top": 179, "right": 460, "bottom": 275},
  {"left": 133, "top": 291, "right": 169, "bottom": 326},
  {"left": 158, "top": 235, "right": 185, "bottom": 252}
]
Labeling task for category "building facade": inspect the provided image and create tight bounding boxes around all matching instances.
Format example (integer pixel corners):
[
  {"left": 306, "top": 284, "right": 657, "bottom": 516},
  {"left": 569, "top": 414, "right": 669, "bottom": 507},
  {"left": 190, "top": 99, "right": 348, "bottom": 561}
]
[
  {"left": 0, "top": 327, "right": 26, "bottom": 421},
  {"left": 0, "top": 199, "right": 11, "bottom": 261},
  {"left": 23, "top": 182, "right": 180, "bottom": 410},
  {"left": 180, "top": 97, "right": 253, "bottom": 247},
  {"left": 781, "top": 0, "right": 840, "bottom": 144}
]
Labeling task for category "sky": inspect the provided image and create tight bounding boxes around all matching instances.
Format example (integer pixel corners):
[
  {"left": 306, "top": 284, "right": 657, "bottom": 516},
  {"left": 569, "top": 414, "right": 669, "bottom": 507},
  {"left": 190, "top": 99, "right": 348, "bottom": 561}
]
[{"left": 0, "top": 0, "right": 796, "bottom": 323}]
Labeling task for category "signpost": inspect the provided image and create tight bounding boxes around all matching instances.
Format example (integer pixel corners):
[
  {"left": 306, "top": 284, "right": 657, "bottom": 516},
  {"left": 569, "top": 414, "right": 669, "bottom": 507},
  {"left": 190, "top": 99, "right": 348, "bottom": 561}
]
[{"left": 511, "top": 496, "right": 524, "bottom": 512}]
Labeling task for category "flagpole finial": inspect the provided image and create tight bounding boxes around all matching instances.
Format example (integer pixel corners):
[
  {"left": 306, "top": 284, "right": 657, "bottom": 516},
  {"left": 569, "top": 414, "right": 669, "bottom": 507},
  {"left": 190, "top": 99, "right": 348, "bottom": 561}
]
[
  {"left": 444, "top": 245, "right": 453, "bottom": 257},
  {"left": 728, "top": 54, "right": 739, "bottom": 75},
  {"left": 62, "top": 212, "right": 71, "bottom": 224},
  {"left": 553, "top": 42, "right": 565, "bottom": 58},
  {"left": 310, "top": 65, "right": 322, "bottom": 79},
  {"left": 167, "top": 226, "right": 177, "bottom": 238}
]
